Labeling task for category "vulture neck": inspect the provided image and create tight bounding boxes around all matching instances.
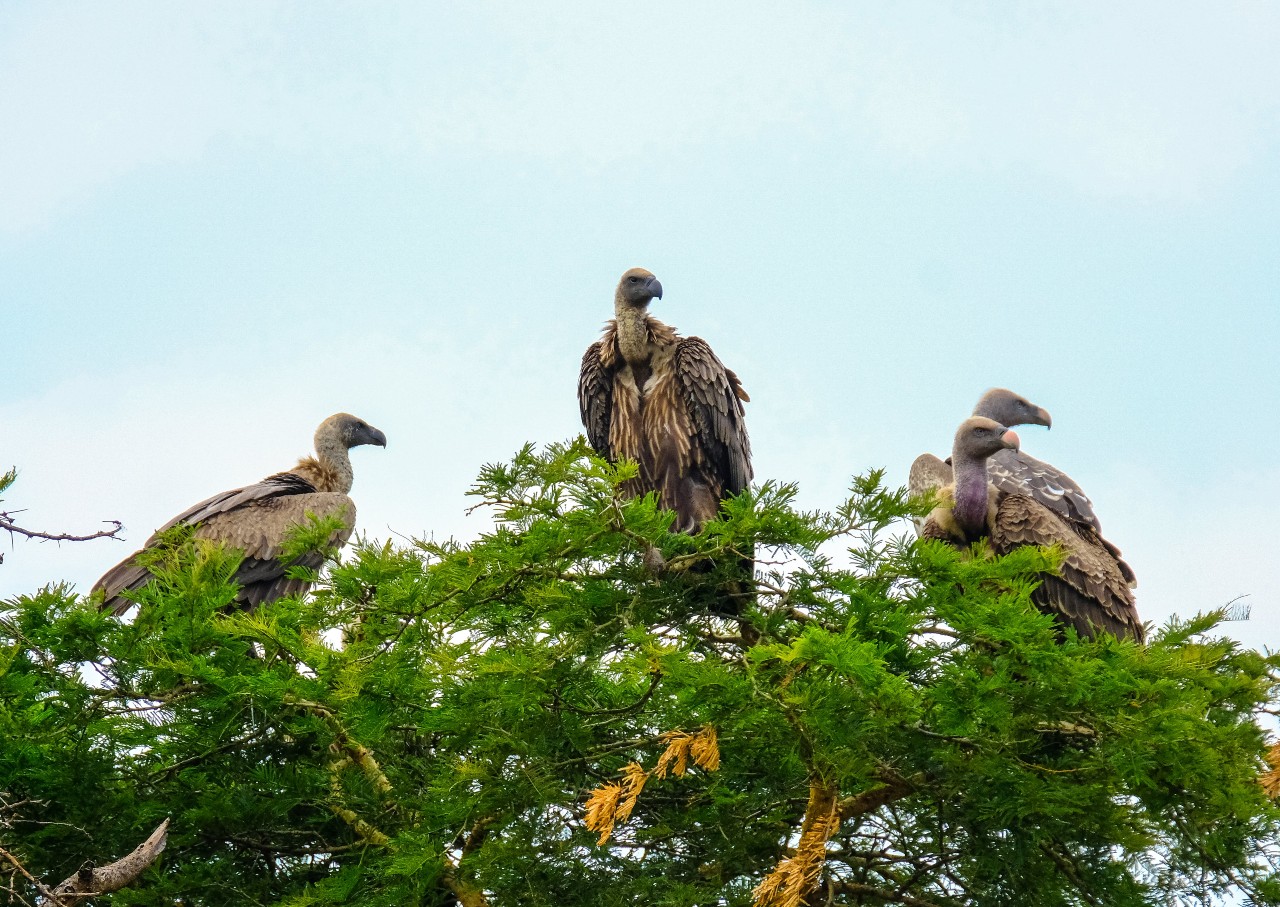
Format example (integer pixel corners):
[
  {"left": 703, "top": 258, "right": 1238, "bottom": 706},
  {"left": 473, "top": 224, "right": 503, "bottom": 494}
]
[
  {"left": 613, "top": 302, "right": 653, "bottom": 369},
  {"left": 951, "top": 455, "right": 991, "bottom": 539},
  {"left": 294, "top": 434, "right": 354, "bottom": 494}
]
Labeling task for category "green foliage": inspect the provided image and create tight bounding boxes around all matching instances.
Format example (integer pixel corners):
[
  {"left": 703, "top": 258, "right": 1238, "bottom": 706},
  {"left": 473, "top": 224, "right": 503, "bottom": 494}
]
[{"left": 2, "top": 439, "right": 1278, "bottom": 906}]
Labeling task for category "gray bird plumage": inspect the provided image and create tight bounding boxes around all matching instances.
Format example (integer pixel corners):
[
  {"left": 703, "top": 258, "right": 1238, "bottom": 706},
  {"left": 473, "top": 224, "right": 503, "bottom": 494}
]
[
  {"left": 919, "top": 416, "right": 1143, "bottom": 643},
  {"left": 910, "top": 388, "right": 1099, "bottom": 531},
  {"left": 93, "top": 413, "right": 386, "bottom": 615},
  {"left": 974, "top": 388, "right": 1102, "bottom": 533}
]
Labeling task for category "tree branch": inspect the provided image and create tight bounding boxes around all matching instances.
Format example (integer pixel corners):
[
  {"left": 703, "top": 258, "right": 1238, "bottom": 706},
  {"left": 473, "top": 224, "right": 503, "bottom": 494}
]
[
  {"left": 285, "top": 697, "right": 393, "bottom": 795},
  {"left": 441, "top": 854, "right": 491, "bottom": 907},
  {"left": 43, "top": 819, "right": 169, "bottom": 905},
  {"left": 838, "top": 775, "right": 916, "bottom": 821},
  {"left": 830, "top": 880, "right": 953, "bottom": 907},
  {"left": 0, "top": 843, "right": 59, "bottom": 905},
  {"left": 0, "top": 512, "right": 124, "bottom": 545},
  {"left": 1038, "top": 841, "right": 1104, "bottom": 907}
]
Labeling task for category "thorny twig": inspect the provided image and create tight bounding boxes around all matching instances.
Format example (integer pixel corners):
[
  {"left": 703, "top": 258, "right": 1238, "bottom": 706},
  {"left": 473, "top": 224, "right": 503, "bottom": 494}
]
[{"left": 0, "top": 512, "right": 123, "bottom": 545}]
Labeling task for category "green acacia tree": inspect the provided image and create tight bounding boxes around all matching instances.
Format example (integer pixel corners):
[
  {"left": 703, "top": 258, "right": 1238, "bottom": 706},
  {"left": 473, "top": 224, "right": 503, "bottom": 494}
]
[{"left": 2, "top": 440, "right": 1278, "bottom": 906}]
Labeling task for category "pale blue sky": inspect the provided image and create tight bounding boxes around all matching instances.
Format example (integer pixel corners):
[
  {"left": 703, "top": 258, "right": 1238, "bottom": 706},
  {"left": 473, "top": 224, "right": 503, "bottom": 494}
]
[{"left": 3, "top": 2, "right": 1278, "bottom": 648}]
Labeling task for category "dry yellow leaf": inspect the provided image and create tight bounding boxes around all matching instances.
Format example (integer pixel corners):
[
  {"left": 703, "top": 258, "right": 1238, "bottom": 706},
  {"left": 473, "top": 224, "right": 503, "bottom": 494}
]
[
  {"left": 753, "top": 779, "right": 841, "bottom": 907},
  {"left": 585, "top": 726, "right": 721, "bottom": 846},
  {"left": 1261, "top": 741, "right": 1280, "bottom": 799}
]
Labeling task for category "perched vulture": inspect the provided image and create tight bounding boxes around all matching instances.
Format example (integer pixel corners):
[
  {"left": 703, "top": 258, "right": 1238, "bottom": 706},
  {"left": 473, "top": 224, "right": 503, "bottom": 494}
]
[
  {"left": 909, "top": 388, "right": 1135, "bottom": 585},
  {"left": 910, "top": 388, "right": 1103, "bottom": 534},
  {"left": 578, "top": 268, "right": 752, "bottom": 534},
  {"left": 94, "top": 413, "right": 386, "bottom": 615},
  {"left": 919, "top": 417, "right": 1143, "bottom": 643}
]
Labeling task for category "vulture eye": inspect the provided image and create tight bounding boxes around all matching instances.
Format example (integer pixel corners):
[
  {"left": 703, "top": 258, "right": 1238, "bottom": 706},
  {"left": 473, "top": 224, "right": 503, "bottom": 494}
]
[{"left": 629, "top": 276, "right": 640, "bottom": 283}]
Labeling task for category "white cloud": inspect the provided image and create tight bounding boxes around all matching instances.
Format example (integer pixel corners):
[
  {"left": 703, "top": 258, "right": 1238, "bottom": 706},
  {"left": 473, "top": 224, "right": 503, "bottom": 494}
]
[
  {"left": 846, "top": 3, "right": 1280, "bottom": 199},
  {"left": 413, "top": 2, "right": 1280, "bottom": 200},
  {"left": 0, "top": 4, "right": 264, "bottom": 230}
]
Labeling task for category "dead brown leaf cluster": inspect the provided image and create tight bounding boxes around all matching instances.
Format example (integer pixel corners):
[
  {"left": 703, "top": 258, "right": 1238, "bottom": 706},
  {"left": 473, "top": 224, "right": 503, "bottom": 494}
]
[
  {"left": 752, "top": 779, "right": 841, "bottom": 907},
  {"left": 1261, "top": 741, "right": 1280, "bottom": 799},
  {"left": 584, "top": 725, "right": 720, "bottom": 846}
]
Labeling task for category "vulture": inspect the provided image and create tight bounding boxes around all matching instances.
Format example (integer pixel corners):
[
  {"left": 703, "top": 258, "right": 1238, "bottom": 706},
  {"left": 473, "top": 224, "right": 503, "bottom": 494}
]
[
  {"left": 919, "top": 417, "right": 1143, "bottom": 643},
  {"left": 910, "top": 388, "right": 1102, "bottom": 535},
  {"left": 94, "top": 413, "right": 386, "bottom": 615},
  {"left": 578, "top": 267, "right": 752, "bottom": 534},
  {"left": 909, "top": 388, "right": 1135, "bottom": 586}
]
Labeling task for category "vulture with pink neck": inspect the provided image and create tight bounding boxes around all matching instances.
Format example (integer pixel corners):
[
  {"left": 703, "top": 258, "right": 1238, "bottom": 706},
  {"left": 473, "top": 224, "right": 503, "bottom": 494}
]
[
  {"left": 920, "top": 417, "right": 1143, "bottom": 643},
  {"left": 909, "top": 388, "right": 1134, "bottom": 584},
  {"left": 93, "top": 413, "right": 386, "bottom": 615},
  {"left": 579, "top": 268, "right": 752, "bottom": 534}
]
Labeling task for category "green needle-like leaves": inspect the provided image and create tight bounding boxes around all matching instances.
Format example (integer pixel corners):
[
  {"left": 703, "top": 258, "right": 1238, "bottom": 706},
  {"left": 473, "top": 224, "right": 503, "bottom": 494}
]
[{"left": 1, "top": 441, "right": 1277, "bottom": 906}]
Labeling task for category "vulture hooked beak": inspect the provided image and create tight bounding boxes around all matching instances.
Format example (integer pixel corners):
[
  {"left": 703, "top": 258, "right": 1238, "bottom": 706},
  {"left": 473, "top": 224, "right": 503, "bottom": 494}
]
[
  {"left": 356, "top": 425, "right": 388, "bottom": 449},
  {"left": 1000, "top": 428, "right": 1020, "bottom": 451},
  {"left": 646, "top": 277, "right": 663, "bottom": 301},
  {"left": 1035, "top": 407, "right": 1052, "bottom": 430}
]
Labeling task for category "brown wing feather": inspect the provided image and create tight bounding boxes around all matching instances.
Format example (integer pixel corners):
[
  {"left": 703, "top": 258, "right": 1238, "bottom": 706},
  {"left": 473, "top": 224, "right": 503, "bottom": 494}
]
[
  {"left": 578, "top": 340, "right": 613, "bottom": 457},
  {"left": 672, "top": 337, "right": 752, "bottom": 497},
  {"left": 918, "top": 514, "right": 956, "bottom": 543},
  {"left": 987, "top": 449, "right": 1136, "bottom": 584},
  {"left": 909, "top": 453, "right": 953, "bottom": 537},
  {"left": 92, "top": 561, "right": 158, "bottom": 618},
  {"left": 991, "top": 493, "right": 1143, "bottom": 643},
  {"left": 194, "top": 492, "right": 354, "bottom": 562},
  {"left": 152, "top": 473, "right": 317, "bottom": 536},
  {"left": 987, "top": 449, "right": 1102, "bottom": 532},
  {"left": 93, "top": 473, "right": 318, "bottom": 615},
  {"left": 196, "top": 492, "right": 356, "bottom": 610},
  {"left": 643, "top": 372, "right": 705, "bottom": 532},
  {"left": 93, "top": 473, "right": 353, "bottom": 615}
]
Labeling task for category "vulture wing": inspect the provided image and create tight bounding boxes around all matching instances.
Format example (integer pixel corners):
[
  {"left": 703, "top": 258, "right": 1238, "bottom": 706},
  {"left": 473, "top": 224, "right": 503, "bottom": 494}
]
[
  {"left": 94, "top": 473, "right": 351, "bottom": 615},
  {"left": 578, "top": 340, "right": 613, "bottom": 458},
  {"left": 672, "top": 337, "right": 752, "bottom": 496},
  {"left": 153, "top": 472, "right": 318, "bottom": 535},
  {"left": 986, "top": 449, "right": 1101, "bottom": 532},
  {"left": 908, "top": 453, "right": 953, "bottom": 537},
  {"left": 990, "top": 493, "right": 1143, "bottom": 643},
  {"left": 192, "top": 491, "right": 356, "bottom": 610}
]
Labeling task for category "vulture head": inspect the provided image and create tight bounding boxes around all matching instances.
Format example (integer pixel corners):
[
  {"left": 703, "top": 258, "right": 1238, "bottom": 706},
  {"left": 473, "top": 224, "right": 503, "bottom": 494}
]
[
  {"left": 973, "top": 388, "right": 1052, "bottom": 430},
  {"left": 953, "top": 416, "right": 1020, "bottom": 465},
  {"left": 948, "top": 417, "right": 1020, "bottom": 534},
  {"left": 316, "top": 413, "right": 388, "bottom": 452},
  {"left": 616, "top": 267, "right": 663, "bottom": 309}
]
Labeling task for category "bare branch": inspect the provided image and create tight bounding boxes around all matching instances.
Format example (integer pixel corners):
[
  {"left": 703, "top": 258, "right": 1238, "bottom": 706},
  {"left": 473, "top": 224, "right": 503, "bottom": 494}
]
[
  {"left": 0, "top": 512, "right": 124, "bottom": 545},
  {"left": 43, "top": 819, "right": 169, "bottom": 905},
  {"left": 0, "top": 844, "right": 59, "bottom": 905},
  {"left": 830, "top": 879, "right": 953, "bottom": 907}
]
